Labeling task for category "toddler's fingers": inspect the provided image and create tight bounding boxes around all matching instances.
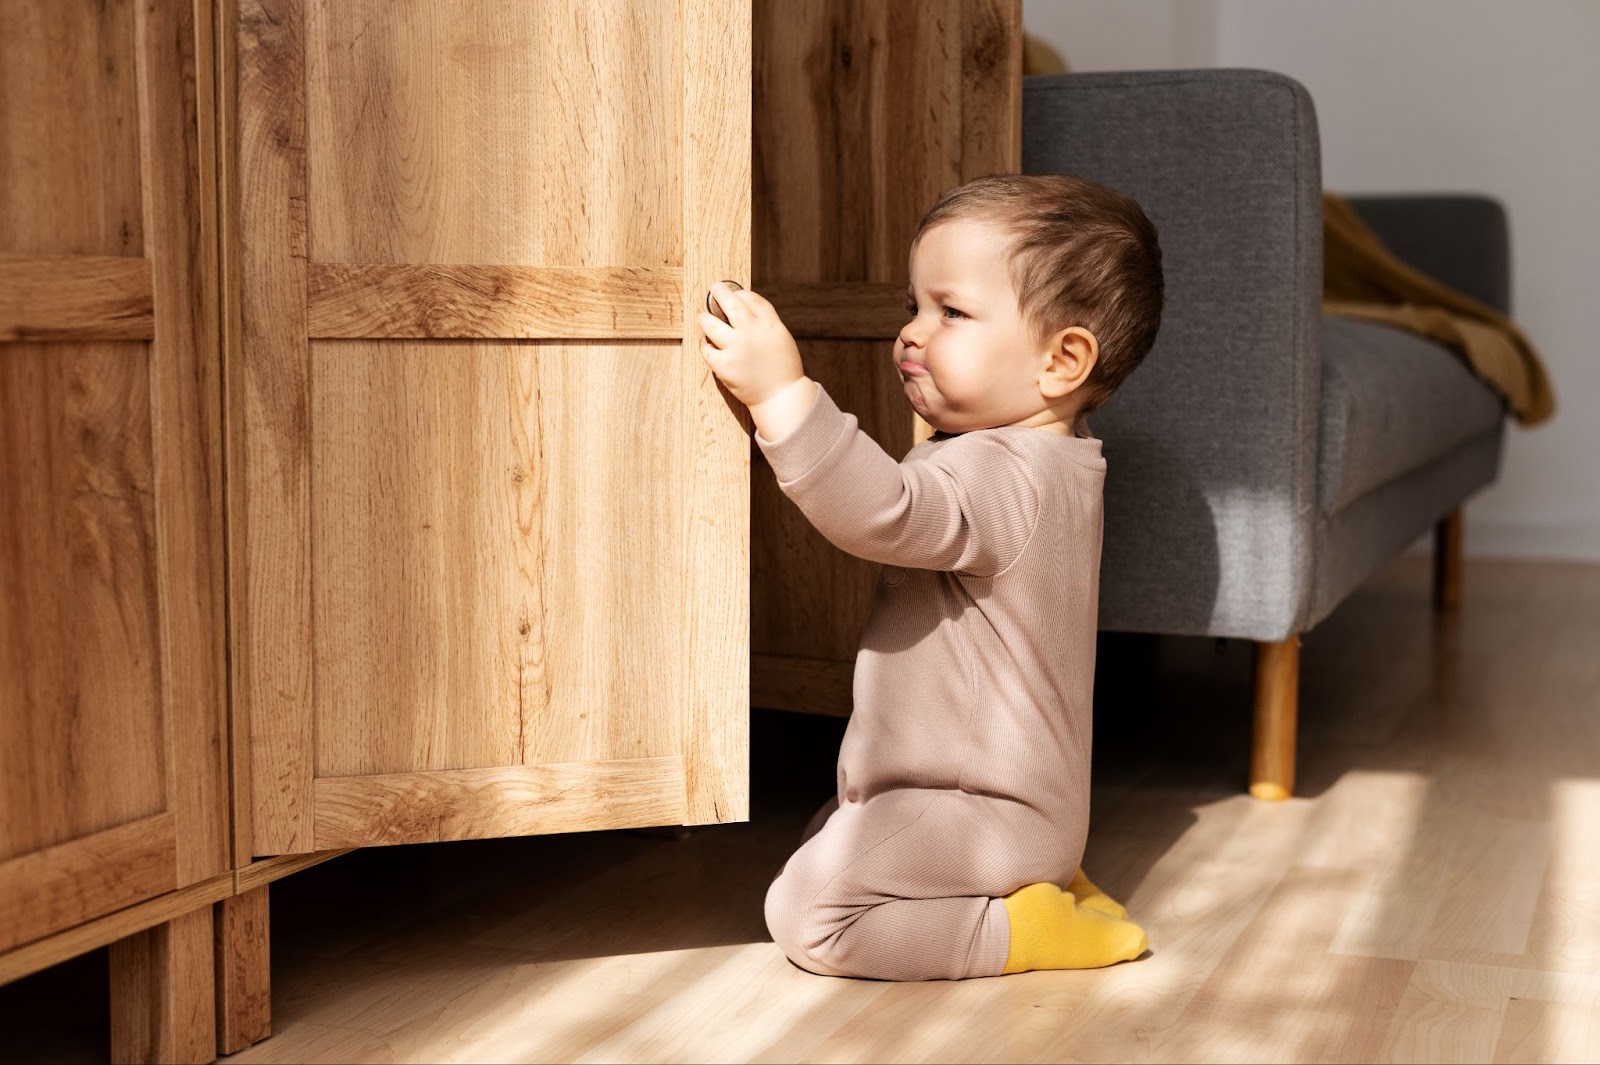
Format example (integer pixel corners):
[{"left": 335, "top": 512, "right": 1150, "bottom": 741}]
[
  {"left": 698, "top": 310, "right": 734, "bottom": 346},
  {"left": 710, "top": 281, "right": 755, "bottom": 326},
  {"left": 701, "top": 342, "right": 733, "bottom": 378}
]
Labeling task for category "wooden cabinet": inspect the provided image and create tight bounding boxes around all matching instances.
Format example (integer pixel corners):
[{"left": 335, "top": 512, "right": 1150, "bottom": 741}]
[
  {"left": 2, "top": 0, "right": 1018, "bottom": 1059},
  {"left": 4, "top": 0, "right": 751, "bottom": 1057},
  {"left": 221, "top": 0, "right": 751, "bottom": 857}
]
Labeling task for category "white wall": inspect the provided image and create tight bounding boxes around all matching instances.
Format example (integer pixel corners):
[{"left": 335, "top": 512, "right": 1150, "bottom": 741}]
[
  {"left": 1022, "top": 0, "right": 1600, "bottom": 562},
  {"left": 1021, "top": 0, "right": 1218, "bottom": 70}
]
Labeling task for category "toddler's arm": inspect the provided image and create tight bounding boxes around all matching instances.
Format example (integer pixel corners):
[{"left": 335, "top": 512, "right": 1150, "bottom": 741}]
[
  {"left": 697, "top": 281, "right": 1039, "bottom": 577},
  {"left": 756, "top": 382, "right": 1040, "bottom": 577}
]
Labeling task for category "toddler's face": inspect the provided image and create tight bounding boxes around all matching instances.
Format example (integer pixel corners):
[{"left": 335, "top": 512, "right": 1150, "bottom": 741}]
[{"left": 896, "top": 219, "right": 1063, "bottom": 435}]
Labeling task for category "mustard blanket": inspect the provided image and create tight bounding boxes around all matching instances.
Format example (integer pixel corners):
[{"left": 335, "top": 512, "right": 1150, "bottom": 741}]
[{"left": 1323, "top": 192, "right": 1555, "bottom": 426}]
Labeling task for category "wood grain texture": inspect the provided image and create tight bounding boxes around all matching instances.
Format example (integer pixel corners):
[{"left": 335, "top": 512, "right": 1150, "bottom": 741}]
[
  {"left": 214, "top": 0, "right": 257, "bottom": 868},
  {"left": 306, "top": 264, "right": 683, "bottom": 339},
  {"left": 312, "top": 759, "right": 687, "bottom": 848},
  {"left": 0, "top": 815, "right": 176, "bottom": 954},
  {"left": 215, "top": 887, "right": 272, "bottom": 1055},
  {"left": 192, "top": 0, "right": 231, "bottom": 884},
  {"left": 959, "top": 0, "right": 1023, "bottom": 178},
  {"left": 0, "top": 872, "right": 233, "bottom": 989},
  {"left": 109, "top": 905, "right": 216, "bottom": 1065},
  {"left": 0, "top": 343, "right": 166, "bottom": 863},
  {"left": 681, "top": 0, "right": 752, "bottom": 825},
  {"left": 0, "top": 256, "right": 154, "bottom": 340},
  {"left": 749, "top": 0, "right": 1021, "bottom": 715},
  {"left": 0, "top": 0, "right": 144, "bottom": 257},
  {"left": 1493, "top": 997, "right": 1600, "bottom": 1064},
  {"left": 1379, "top": 962, "right": 1600, "bottom": 1064},
  {"left": 234, "top": 0, "right": 314, "bottom": 854},
  {"left": 305, "top": 0, "right": 681, "bottom": 266},
  {"left": 135, "top": 0, "right": 230, "bottom": 889},
  {"left": 309, "top": 340, "right": 688, "bottom": 778},
  {"left": 753, "top": 0, "right": 966, "bottom": 285}
]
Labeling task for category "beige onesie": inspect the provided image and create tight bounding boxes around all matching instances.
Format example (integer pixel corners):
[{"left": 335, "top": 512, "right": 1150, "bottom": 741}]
[{"left": 756, "top": 381, "right": 1107, "bottom": 981}]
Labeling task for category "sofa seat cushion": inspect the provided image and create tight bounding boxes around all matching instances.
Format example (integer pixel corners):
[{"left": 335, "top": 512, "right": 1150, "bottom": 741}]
[{"left": 1318, "top": 315, "right": 1506, "bottom": 516}]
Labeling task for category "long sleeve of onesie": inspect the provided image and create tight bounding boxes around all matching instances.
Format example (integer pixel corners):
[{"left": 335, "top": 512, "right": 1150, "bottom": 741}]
[
  {"left": 754, "top": 381, "right": 1041, "bottom": 577},
  {"left": 754, "top": 380, "right": 1110, "bottom": 982}
]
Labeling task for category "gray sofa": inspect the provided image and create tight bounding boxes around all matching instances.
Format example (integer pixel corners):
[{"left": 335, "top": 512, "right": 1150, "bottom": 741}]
[{"left": 1022, "top": 69, "right": 1509, "bottom": 798}]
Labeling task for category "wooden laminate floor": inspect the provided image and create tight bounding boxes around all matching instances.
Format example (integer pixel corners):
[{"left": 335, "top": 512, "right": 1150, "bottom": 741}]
[{"left": 3, "top": 557, "right": 1598, "bottom": 1064}]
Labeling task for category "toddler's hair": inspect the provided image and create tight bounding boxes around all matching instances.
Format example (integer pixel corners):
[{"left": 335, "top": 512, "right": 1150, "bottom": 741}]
[{"left": 912, "top": 173, "right": 1164, "bottom": 413}]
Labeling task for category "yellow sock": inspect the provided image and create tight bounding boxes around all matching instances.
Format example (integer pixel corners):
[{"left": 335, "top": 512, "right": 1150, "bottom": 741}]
[
  {"left": 1002, "top": 882, "right": 1148, "bottom": 974},
  {"left": 1067, "top": 867, "right": 1128, "bottom": 919}
]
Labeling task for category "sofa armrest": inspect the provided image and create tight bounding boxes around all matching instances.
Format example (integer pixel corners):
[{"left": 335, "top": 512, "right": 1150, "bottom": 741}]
[
  {"left": 1022, "top": 69, "right": 1324, "bottom": 641},
  {"left": 1340, "top": 194, "right": 1511, "bottom": 315}
]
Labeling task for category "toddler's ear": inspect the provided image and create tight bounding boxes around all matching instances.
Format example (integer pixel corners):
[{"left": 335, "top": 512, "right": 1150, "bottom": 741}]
[{"left": 1041, "top": 326, "right": 1098, "bottom": 399}]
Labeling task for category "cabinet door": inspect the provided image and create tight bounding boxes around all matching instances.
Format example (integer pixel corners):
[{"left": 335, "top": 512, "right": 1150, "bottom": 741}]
[
  {"left": 0, "top": 0, "right": 228, "bottom": 951},
  {"left": 225, "top": 0, "right": 750, "bottom": 855}
]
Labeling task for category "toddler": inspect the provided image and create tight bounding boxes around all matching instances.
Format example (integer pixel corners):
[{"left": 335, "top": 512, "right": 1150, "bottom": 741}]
[{"left": 699, "top": 173, "right": 1164, "bottom": 980}]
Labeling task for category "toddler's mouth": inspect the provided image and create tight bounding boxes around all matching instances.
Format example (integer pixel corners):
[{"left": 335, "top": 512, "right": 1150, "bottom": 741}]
[
  {"left": 903, "top": 378, "right": 927, "bottom": 413},
  {"left": 898, "top": 360, "right": 929, "bottom": 376}
]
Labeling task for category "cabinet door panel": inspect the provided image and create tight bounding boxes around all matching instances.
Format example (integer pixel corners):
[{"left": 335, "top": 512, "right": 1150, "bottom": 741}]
[
  {"left": 309, "top": 340, "right": 686, "bottom": 777},
  {"left": 229, "top": 0, "right": 750, "bottom": 854},
  {"left": 305, "top": 0, "right": 682, "bottom": 266},
  {"left": 0, "top": 1, "right": 145, "bottom": 258},
  {"left": 0, "top": 0, "right": 227, "bottom": 951}
]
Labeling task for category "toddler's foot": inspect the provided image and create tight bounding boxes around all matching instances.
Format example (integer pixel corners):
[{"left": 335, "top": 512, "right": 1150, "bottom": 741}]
[
  {"left": 1001, "top": 882, "right": 1147, "bottom": 973},
  {"left": 1067, "top": 867, "right": 1128, "bottom": 919}
]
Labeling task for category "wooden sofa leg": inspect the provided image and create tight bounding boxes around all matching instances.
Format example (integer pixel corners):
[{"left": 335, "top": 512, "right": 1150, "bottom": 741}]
[
  {"left": 1250, "top": 636, "right": 1301, "bottom": 801},
  {"left": 1434, "top": 507, "right": 1463, "bottom": 612}
]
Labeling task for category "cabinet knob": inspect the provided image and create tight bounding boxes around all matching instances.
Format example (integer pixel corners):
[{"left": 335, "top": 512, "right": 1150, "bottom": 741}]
[{"left": 705, "top": 280, "right": 744, "bottom": 324}]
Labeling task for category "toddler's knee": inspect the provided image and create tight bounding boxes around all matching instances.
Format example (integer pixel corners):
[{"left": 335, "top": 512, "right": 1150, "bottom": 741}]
[{"left": 764, "top": 870, "right": 842, "bottom": 977}]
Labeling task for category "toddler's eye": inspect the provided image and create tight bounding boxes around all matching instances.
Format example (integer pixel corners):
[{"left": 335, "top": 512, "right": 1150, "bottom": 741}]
[
  {"left": 943, "top": 306, "right": 966, "bottom": 319},
  {"left": 904, "top": 301, "right": 918, "bottom": 316}
]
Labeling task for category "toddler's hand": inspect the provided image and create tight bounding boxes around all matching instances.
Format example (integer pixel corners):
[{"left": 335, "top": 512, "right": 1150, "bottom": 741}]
[{"left": 698, "top": 282, "right": 805, "bottom": 409}]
